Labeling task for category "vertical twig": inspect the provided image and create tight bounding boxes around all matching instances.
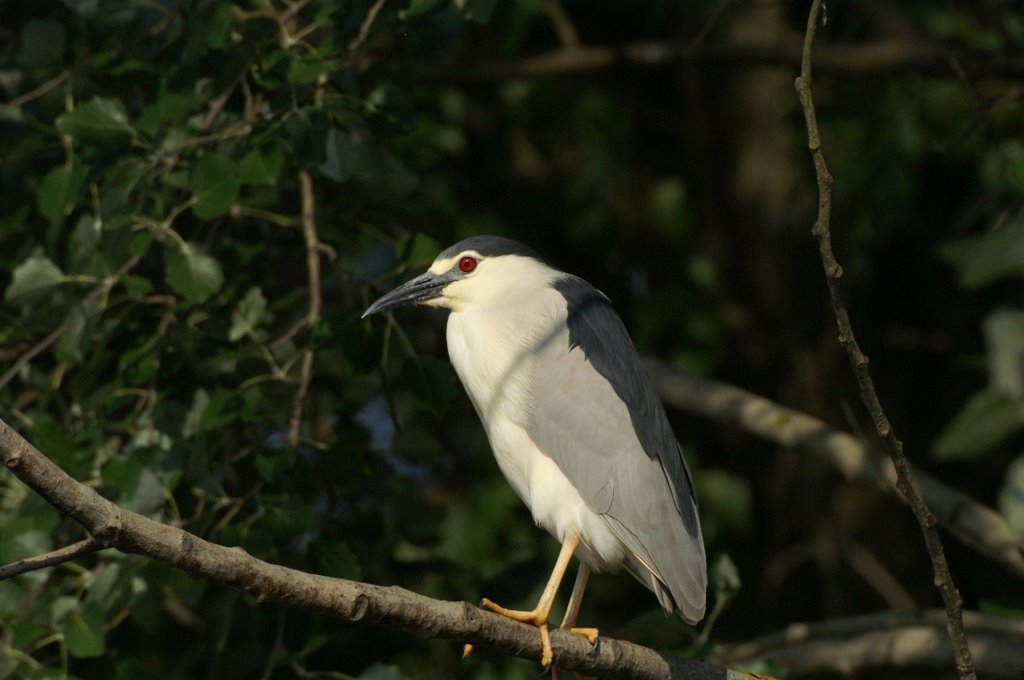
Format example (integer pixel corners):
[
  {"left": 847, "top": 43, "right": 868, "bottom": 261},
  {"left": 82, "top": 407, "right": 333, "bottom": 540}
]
[
  {"left": 793, "top": 2, "right": 977, "bottom": 679},
  {"left": 288, "top": 170, "right": 321, "bottom": 449}
]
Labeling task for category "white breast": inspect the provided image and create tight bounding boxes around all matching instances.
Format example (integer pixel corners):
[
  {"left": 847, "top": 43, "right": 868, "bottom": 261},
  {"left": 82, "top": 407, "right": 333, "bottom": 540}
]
[{"left": 445, "top": 287, "right": 626, "bottom": 570}]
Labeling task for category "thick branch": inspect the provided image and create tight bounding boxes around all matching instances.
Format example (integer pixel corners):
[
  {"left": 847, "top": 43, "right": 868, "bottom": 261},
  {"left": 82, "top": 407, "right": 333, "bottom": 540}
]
[
  {"left": 715, "top": 610, "right": 1024, "bottom": 678},
  {"left": 644, "top": 361, "right": 1024, "bottom": 579},
  {"left": 0, "top": 418, "right": 745, "bottom": 680},
  {"left": 795, "top": 2, "right": 975, "bottom": 678},
  {"left": 411, "top": 39, "right": 1024, "bottom": 83}
]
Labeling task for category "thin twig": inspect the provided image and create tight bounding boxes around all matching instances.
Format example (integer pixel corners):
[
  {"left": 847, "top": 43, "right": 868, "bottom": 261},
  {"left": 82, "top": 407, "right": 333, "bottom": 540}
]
[
  {"left": 288, "top": 171, "right": 321, "bottom": 449},
  {"left": 6, "top": 72, "right": 69, "bottom": 108},
  {"left": 0, "top": 537, "right": 105, "bottom": 580},
  {"left": 543, "top": 0, "right": 581, "bottom": 50},
  {"left": 0, "top": 325, "right": 66, "bottom": 392},
  {"left": 794, "top": 2, "right": 976, "bottom": 678},
  {"left": 348, "top": 0, "right": 388, "bottom": 56}
]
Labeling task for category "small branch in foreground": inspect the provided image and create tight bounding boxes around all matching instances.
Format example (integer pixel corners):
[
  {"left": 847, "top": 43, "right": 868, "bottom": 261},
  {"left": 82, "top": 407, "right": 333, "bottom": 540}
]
[
  {"left": 0, "top": 537, "right": 105, "bottom": 580},
  {"left": 794, "top": 2, "right": 976, "bottom": 678},
  {"left": 0, "top": 418, "right": 749, "bottom": 680}
]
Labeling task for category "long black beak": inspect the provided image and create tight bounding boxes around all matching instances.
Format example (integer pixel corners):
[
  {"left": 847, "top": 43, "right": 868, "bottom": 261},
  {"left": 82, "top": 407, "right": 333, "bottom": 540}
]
[{"left": 362, "top": 271, "right": 449, "bottom": 318}]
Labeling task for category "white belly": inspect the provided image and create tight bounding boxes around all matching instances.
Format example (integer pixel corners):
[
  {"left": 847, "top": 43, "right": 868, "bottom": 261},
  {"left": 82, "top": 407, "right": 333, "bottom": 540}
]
[{"left": 446, "top": 304, "right": 626, "bottom": 571}]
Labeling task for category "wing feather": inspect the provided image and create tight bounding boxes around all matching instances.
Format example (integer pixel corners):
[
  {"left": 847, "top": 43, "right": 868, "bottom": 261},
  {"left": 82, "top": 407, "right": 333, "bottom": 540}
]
[{"left": 527, "top": 276, "right": 707, "bottom": 623}]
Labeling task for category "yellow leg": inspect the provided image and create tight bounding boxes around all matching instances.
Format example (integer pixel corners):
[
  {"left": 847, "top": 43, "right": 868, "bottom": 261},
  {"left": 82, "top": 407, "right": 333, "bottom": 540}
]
[
  {"left": 478, "top": 531, "right": 580, "bottom": 666},
  {"left": 559, "top": 562, "right": 599, "bottom": 645}
]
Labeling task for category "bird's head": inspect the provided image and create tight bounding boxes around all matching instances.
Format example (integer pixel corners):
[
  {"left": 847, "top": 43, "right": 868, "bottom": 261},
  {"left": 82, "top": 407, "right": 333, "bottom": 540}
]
[{"left": 363, "top": 236, "right": 552, "bottom": 317}]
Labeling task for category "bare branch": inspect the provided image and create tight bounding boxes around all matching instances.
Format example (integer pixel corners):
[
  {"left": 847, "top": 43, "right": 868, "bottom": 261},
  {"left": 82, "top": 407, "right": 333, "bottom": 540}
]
[
  {"left": 644, "top": 362, "right": 1024, "bottom": 579},
  {"left": 795, "top": 2, "right": 976, "bottom": 678},
  {"left": 411, "top": 39, "right": 1024, "bottom": 83},
  {"left": 0, "top": 537, "right": 105, "bottom": 580},
  {"left": 0, "top": 418, "right": 750, "bottom": 680},
  {"left": 715, "top": 610, "right": 1024, "bottom": 678}
]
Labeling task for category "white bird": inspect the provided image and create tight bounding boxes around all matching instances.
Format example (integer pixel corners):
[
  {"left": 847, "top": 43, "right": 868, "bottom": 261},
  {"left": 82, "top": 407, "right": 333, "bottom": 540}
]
[{"left": 364, "top": 236, "right": 706, "bottom": 668}]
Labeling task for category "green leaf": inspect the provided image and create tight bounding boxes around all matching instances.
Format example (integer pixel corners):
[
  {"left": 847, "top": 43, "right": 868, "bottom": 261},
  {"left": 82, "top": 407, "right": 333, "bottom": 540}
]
[
  {"left": 190, "top": 153, "right": 240, "bottom": 219},
  {"left": 5, "top": 254, "right": 66, "bottom": 301},
  {"left": 933, "top": 389, "right": 1024, "bottom": 461},
  {"left": 166, "top": 244, "right": 224, "bottom": 304},
  {"left": 318, "top": 128, "right": 358, "bottom": 183},
  {"left": 56, "top": 98, "right": 134, "bottom": 148},
  {"left": 63, "top": 602, "right": 106, "bottom": 658},
  {"left": 398, "top": 232, "right": 441, "bottom": 268},
  {"left": 312, "top": 539, "right": 362, "bottom": 580},
  {"left": 999, "top": 455, "right": 1024, "bottom": 533},
  {"left": 940, "top": 223, "right": 1024, "bottom": 288},
  {"left": 239, "top": 146, "right": 283, "bottom": 186},
  {"left": 229, "top": 287, "right": 268, "bottom": 341},
  {"left": 38, "top": 164, "right": 89, "bottom": 224},
  {"left": 359, "top": 664, "right": 411, "bottom": 680},
  {"left": 401, "top": 356, "right": 458, "bottom": 415},
  {"left": 19, "top": 20, "right": 66, "bottom": 67}
]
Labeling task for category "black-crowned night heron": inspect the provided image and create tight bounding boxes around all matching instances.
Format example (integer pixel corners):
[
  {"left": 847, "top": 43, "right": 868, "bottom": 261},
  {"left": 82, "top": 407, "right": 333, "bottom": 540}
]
[{"left": 364, "top": 236, "right": 706, "bottom": 668}]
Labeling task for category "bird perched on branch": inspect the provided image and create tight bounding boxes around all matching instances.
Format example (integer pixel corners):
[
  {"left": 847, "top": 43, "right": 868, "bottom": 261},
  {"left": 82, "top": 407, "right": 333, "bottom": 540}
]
[{"left": 364, "top": 235, "right": 706, "bottom": 669}]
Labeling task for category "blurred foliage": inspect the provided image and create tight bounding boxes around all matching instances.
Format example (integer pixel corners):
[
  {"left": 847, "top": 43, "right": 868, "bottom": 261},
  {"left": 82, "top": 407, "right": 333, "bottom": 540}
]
[{"left": 0, "top": 0, "right": 1022, "bottom": 679}]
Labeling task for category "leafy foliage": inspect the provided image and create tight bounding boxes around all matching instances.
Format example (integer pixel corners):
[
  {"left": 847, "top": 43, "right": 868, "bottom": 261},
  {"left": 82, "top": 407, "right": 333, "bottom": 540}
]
[{"left": 0, "top": 1, "right": 1022, "bottom": 679}]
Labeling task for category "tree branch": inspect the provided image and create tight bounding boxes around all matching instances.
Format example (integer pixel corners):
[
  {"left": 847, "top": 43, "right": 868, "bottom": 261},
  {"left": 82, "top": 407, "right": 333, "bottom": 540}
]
[
  {"left": 0, "top": 418, "right": 749, "bottom": 680},
  {"left": 644, "top": 361, "right": 1024, "bottom": 579},
  {"left": 0, "top": 537, "right": 105, "bottom": 579},
  {"left": 795, "top": 2, "right": 976, "bottom": 678},
  {"left": 411, "top": 39, "right": 1024, "bottom": 83},
  {"left": 714, "top": 610, "right": 1024, "bottom": 678}
]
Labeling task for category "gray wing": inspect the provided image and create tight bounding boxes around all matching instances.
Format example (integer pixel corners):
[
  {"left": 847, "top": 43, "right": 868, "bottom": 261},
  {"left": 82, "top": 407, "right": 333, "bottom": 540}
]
[{"left": 527, "top": 275, "right": 706, "bottom": 623}]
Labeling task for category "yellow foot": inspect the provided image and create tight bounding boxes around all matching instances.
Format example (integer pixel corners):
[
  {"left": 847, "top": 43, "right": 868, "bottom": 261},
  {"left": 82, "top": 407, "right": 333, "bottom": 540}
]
[
  {"left": 479, "top": 598, "right": 554, "bottom": 667},
  {"left": 462, "top": 643, "right": 474, "bottom": 660},
  {"left": 568, "top": 626, "right": 599, "bottom": 646}
]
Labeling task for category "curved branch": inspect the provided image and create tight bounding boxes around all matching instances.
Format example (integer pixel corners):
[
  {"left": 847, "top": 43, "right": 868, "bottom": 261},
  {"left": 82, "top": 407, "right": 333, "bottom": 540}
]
[
  {"left": 644, "top": 361, "right": 1024, "bottom": 579},
  {"left": 714, "top": 610, "right": 1024, "bottom": 679},
  {"left": 0, "top": 418, "right": 746, "bottom": 680}
]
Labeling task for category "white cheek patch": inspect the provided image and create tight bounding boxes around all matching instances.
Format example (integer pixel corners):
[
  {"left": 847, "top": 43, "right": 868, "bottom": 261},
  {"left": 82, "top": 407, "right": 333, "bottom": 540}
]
[{"left": 428, "top": 258, "right": 456, "bottom": 275}]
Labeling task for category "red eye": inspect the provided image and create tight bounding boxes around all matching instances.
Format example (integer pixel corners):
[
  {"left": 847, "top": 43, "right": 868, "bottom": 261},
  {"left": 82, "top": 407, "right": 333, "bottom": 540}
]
[{"left": 458, "top": 256, "right": 477, "bottom": 273}]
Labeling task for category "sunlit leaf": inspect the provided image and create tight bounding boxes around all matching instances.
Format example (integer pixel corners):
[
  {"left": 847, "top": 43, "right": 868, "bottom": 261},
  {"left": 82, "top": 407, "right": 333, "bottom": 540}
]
[
  {"left": 940, "top": 223, "right": 1024, "bottom": 288},
  {"left": 165, "top": 244, "right": 224, "bottom": 304},
  {"left": 56, "top": 97, "right": 134, "bottom": 148},
  {"left": 318, "top": 128, "right": 357, "bottom": 183},
  {"left": 5, "top": 254, "right": 66, "bottom": 301},
  {"left": 932, "top": 388, "right": 1024, "bottom": 460},
  {"left": 998, "top": 455, "right": 1024, "bottom": 533},
  {"left": 229, "top": 287, "right": 268, "bottom": 341}
]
